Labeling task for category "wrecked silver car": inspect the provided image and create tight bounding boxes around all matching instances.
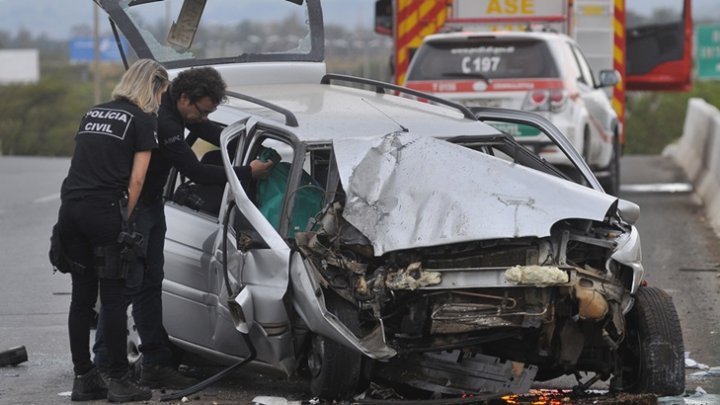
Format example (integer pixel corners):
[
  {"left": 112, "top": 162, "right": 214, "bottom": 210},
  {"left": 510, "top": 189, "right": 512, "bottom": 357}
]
[{"left": 97, "top": 0, "right": 685, "bottom": 400}]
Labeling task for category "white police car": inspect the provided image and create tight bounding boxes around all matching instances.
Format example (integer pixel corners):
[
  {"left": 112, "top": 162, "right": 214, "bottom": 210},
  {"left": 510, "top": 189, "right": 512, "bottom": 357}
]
[{"left": 405, "top": 31, "right": 621, "bottom": 195}]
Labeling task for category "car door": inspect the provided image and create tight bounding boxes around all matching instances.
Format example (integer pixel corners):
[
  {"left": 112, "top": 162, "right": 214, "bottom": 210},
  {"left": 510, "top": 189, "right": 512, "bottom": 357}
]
[
  {"left": 162, "top": 173, "right": 223, "bottom": 349},
  {"left": 212, "top": 120, "right": 301, "bottom": 373},
  {"left": 567, "top": 41, "right": 616, "bottom": 166},
  {"left": 471, "top": 107, "right": 602, "bottom": 192}
]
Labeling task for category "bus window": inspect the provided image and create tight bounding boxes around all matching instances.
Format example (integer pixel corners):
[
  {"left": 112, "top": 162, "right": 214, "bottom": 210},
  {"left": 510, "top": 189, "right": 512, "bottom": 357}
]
[{"left": 625, "top": 0, "right": 692, "bottom": 91}]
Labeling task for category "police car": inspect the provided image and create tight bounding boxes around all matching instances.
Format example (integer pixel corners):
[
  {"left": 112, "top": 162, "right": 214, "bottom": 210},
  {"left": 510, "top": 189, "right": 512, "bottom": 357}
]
[
  {"left": 96, "top": 0, "right": 682, "bottom": 400},
  {"left": 405, "top": 31, "right": 621, "bottom": 195}
]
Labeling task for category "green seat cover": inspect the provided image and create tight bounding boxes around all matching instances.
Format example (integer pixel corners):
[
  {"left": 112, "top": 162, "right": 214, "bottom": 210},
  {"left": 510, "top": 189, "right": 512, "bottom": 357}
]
[{"left": 256, "top": 148, "right": 324, "bottom": 235}]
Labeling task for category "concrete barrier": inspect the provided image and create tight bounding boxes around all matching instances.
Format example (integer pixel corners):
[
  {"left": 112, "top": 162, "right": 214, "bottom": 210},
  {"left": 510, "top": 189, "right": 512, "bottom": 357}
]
[{"left": 668, "top": 98, "right": 720, "bottom": 234}]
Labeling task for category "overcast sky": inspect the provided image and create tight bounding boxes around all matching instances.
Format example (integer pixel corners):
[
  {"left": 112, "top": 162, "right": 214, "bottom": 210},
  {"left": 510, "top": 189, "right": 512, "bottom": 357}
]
[
  {"left": 0, "top": 0, "right": 376, "bottom": 40},
  {"left": 0, "top": 0, "right": 718, "bottom": 40}
]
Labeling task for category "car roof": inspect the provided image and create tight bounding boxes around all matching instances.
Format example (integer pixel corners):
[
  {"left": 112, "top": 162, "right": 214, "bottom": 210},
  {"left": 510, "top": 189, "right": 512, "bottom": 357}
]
[
  {"left": 216, "top": 82, "right": 498, "bottom": 143},
  {"left": 422, "top": 30, "right": 570, "bottom": 44}
]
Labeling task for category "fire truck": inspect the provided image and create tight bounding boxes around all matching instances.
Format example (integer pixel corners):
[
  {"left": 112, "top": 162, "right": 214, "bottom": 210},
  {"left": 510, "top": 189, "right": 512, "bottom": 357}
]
[{"left": 374, "top": 0, "right": 693, "bottom": 192}]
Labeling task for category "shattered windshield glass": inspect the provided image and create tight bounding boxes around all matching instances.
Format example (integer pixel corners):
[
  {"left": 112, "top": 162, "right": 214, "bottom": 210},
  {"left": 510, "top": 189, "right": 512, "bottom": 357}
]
[{"left": 115, "top": 0, "right": 315, "bottom": 65}]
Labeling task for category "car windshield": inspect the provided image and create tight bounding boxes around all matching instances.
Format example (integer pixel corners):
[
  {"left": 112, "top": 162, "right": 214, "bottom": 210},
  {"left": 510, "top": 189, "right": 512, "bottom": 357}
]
[
  {"left": 407, "top": 37, "right": 559, "bottom": 81},
  {"left": 98, "top": 0, "right": 321, "bottom": 68}
]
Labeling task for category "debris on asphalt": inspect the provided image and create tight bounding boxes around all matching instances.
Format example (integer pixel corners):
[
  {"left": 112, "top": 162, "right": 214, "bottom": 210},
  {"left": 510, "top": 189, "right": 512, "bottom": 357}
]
[
  {"left": 658, "top": 386, "right": 720, "bottom": 404},
  {"left": 685, "top": 352, "right": 710, "bottom": 370},
  {"left": 0, "top": 346, "right": 28, "bottom": 366},
  {"left": 690, "top": 367, "right": 720, "bottom": 378},
  {"left": 252, "top": 396, "right": 305, "bottom": 405}
]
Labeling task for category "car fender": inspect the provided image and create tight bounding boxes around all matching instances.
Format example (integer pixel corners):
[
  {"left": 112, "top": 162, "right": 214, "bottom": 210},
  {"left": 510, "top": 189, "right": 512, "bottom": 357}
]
[
  {"left": 289, "top": 252, "right": 397, "bottom": 360},
  {"left": 609, "top": 225, "right": 644, "bottom": 312}
]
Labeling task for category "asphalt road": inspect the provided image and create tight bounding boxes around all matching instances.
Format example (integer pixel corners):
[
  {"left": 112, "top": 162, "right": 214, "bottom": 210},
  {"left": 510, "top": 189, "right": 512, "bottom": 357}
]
[{"left": 1, "top": 155, "right": 719, "bottom": 404}]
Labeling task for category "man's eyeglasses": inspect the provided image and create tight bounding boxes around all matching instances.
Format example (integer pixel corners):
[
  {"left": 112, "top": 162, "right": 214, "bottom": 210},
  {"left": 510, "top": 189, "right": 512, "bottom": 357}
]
[{"left": 193, "top": 102, "right": 216, "bottom": 118}]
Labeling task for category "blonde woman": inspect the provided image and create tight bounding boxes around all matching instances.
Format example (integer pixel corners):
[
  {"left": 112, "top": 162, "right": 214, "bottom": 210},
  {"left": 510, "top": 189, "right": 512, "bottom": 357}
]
[{"left": 55, "top": 59, "right": 168, "bottom": 402}]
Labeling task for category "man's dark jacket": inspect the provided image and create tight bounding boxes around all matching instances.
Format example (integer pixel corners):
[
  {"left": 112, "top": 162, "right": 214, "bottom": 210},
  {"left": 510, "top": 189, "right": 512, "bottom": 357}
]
[{"left": 139, "top": 91, "right": 251, "bottom": 201}]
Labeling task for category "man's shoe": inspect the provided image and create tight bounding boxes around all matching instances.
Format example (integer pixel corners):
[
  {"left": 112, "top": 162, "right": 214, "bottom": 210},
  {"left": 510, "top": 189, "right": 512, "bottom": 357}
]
[
  {"left": 97, "top": 368, "right": 110, "bottom": 385},
  {"left": 106, "top": 372, "right": 152, "bottom": 403},
  {"left": 71, "top": 367, "right": 108, "bottom": 401},
  {"left": 140, "top": 364, "right": 198, "bottom": 389}
]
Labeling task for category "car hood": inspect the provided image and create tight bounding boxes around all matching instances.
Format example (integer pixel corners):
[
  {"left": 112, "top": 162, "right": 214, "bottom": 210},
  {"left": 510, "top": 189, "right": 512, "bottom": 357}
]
[{"left": 333, "top": 132, "right": 618, "bottom": 256}]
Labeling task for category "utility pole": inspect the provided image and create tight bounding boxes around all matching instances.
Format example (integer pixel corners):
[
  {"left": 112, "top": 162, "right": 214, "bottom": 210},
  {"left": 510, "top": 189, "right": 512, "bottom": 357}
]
[{"left": 93, "top": 3, "right": 101, "bottom": 105}]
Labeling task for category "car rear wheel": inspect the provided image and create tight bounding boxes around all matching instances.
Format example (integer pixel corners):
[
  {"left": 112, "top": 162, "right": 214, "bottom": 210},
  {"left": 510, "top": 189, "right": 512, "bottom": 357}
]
[
  {"left": 613, "top": 286, "right": 685, "bottom": 395},
  {"left": 308, "top": 291, "right": 364, "bottom": 400},
  {"left": 126, "top": 304, "right": 185, "bottom": 377},
  {"left": 126, "top": 304, "right": 143, "bottom": 378}
]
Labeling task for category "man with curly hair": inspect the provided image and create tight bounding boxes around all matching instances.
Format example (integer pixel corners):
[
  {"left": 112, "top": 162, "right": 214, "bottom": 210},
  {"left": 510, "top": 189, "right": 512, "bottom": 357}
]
[{"left": 94, "top": 67, "right": 273, "bottom": 389}]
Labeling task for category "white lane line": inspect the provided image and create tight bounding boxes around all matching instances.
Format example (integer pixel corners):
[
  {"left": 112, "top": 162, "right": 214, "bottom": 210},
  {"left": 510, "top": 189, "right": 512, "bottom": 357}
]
[
  {"left": 620, "top": 182, "right": 693, "bottom": 193},
  {"left": 33, "top": 193, "right": 61, "bottom": 203}
]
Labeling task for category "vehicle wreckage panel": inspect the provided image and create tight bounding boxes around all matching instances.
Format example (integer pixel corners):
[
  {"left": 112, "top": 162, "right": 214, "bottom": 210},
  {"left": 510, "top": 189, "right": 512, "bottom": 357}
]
[{"left": 332, "top": 133, "right": 618, "bottom": 255}]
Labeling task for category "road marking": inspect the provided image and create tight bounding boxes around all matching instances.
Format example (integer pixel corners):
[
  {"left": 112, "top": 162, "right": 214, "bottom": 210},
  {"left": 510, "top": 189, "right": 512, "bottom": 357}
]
[
  {"left": 620, "top": 182, "right": 693, "bottom": 193},
  {"left": 33, "top": 193, "right": 60, "bottom": 203}
]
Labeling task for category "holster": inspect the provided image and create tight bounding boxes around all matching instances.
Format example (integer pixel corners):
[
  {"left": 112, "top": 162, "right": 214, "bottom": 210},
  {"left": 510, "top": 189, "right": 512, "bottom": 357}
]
[{"left": 94, "top": 243, "right": 133, "bottom": 280}]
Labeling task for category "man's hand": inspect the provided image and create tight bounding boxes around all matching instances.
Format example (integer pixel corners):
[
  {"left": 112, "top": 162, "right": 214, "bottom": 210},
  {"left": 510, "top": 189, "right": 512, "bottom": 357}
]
[{"left": 249, "top": 159, "right": 274, "bottom": 180}]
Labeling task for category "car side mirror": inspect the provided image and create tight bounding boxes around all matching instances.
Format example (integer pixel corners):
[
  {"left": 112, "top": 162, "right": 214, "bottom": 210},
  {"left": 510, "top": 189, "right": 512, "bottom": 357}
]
[
  {"left": 597, "top": 69, "right": 620, "bottom": 88},
  {"left": 617, "top": 199, "right": 640, "bottom": 224}
]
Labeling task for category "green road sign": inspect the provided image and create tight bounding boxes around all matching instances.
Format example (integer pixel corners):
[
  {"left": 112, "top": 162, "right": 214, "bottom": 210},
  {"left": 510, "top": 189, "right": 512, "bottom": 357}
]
[{"left": 696, "top": 25, "right": 720, "bottom": 80}]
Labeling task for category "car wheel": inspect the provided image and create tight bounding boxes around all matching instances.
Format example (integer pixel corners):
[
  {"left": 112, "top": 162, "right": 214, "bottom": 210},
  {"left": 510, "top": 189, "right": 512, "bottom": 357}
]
[
  {"left": 600, "top": 132, "right": 620, "bottom": 196},
  {"left": 613, "top": 286, "right": 685, "bottom": 395},
  {"left": 308, "top": 292, "right": 363, "bottom": 400},
  {"left": 126, "top": 304, "right": 143, "bottom": 379},
  {"left": 126, "top": 304, "right": 186, "bottom": 375}
]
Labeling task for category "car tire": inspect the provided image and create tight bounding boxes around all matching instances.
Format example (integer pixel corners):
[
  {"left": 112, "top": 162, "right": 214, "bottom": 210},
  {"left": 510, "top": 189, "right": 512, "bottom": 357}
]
[
  {"left": 126, "top": 304, "right": 143, "bottom": 379},
  {"left": 308, "top": 291, "right": 364, "bottom": 400},
  {"left": 613, "top": 286, "right": 685, "bottom": 396},
  {"left": 600, "top": 132, "right": 621, "bottom": 196},
  {"left": 126, "top": 304, "right": 185, "bottom": 377}
]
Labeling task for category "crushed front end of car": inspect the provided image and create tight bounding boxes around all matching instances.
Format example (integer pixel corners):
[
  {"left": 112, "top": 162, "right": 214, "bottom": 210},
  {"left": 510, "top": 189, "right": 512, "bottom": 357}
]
[{"left": 292, "top": 132, "right": 644, "bottom": 397}]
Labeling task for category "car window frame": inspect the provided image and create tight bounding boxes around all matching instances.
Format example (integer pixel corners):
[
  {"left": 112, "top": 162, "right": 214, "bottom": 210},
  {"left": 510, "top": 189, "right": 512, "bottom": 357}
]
[
  {"left": 95, "top": 0, "right": 326, "bottom": 69},
  {"left": 241, "top": 123, "right": 306, "bottom": 240},
  {"left": 163, "top": 121, "right": 231, "bottom": 223},
  {"left": 471, "top": 106, "right": 603, "bottom": 191},
  {"left": 568, "top": 41, "right": 597, "bottom": 88}
]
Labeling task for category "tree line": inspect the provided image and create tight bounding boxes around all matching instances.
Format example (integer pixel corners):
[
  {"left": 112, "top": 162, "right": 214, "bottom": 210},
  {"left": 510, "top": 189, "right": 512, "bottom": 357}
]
[{"left": 0, "top": 26, "right": 718, "bottom": 157}]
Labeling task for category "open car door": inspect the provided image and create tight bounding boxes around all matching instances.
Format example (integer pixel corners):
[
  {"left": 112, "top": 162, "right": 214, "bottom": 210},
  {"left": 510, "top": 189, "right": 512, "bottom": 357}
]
[{"left": 625, "top": 0, "right": 692, "bottom": 91}]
